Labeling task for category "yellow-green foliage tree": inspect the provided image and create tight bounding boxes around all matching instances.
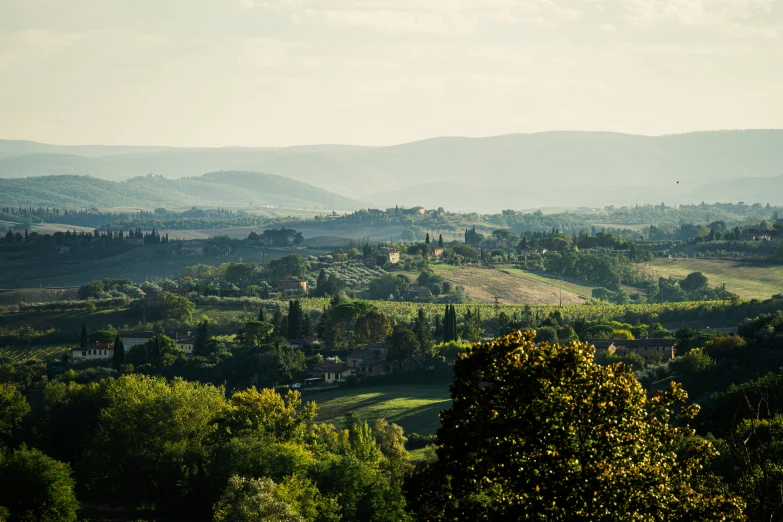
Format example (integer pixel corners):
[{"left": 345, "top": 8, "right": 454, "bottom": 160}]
[{"left": 407, "top": 330, "right": 746, "bottom": 521}]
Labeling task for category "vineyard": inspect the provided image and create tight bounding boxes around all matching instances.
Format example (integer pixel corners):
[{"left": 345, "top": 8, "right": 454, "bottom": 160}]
[
  {"left": 0, "top": 344, "right": 72, "bottom": 362},
  {"left": 298, "top": 297, "right": 760, "bottom": 328}
]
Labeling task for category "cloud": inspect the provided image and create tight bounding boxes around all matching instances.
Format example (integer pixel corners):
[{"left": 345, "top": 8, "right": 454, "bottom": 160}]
[
  {"left": 0, "top": 29, "right": 79, "bottom": 69},
  {"left": 600, "top": 23, "right": 619, "bottom": 31},
  {"left": 241, "top": 37, "right": 305, "bottom": 67},
  {"left": 246, "top": 0, "right": 587, "bottom": 34}
]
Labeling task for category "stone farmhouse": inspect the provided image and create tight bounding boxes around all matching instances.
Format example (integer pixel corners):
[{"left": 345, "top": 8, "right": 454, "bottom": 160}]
[{"left": 589, "top": 338, "right": 677, "bottom": 361}]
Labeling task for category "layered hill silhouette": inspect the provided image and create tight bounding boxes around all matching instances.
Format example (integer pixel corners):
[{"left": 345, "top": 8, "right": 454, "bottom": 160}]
[
  {"left": 0, "top": 171, "right": 363, "bottom": 209},
  {"left": 1, "top": 130, "right": 782, "bottom": 211}
]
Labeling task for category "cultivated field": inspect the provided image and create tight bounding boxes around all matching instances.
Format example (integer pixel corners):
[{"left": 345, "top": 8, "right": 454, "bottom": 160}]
[
  {"left": 640, "top": 259, "right": 783, "bottom": 299},
  {"left": 430, "top": 265, "right": 587, "bottom": 305},
  {"left": 0, "top": 344, "right": 72, "bottom": 362},
  {"left": 306, "top": 384, "right": 451, "bottom": 436}
]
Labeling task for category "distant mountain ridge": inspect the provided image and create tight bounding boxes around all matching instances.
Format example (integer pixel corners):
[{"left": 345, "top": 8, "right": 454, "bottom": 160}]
[
  {"left": 0, "top": 171, "right": 363, "bottom": 210},
  {"left": 1, "top": 130, "right": 782, "bottom": 212}
]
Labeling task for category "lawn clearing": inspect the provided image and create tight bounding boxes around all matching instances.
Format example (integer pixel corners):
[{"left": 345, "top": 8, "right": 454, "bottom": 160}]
[
  {"left": 640, "top": 259, "right": 783, "bottom": 299},
  {"left": 306, "top": 384, "right": 451, "bottom": 436}
]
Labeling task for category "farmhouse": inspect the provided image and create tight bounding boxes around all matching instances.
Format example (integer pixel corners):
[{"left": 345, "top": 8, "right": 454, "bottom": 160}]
[
  {"left": 378, "top": 247, "right": 400, "bottom": 264},
  {"left": 318, "top": 363, "right": 352, "bottom": 384},
  {"left": 121, "top": 331, "right": 157, "bottom": 350},
  {"left": 518, "top": 248, "right": 547, "bottom": 256},
  {"left": 431, "top": 247, "right": 444, "bottom": 258},
  {"left": 176, "top": 336, "right": 195, "bottom": 355},
  {"left": 347, "top": 343, "right": 391, "bottom": 376},
  {"left": 167, "top": 287, "right": 190, "bottom": 297},
  {"left": 73, "top": 343, "right": 114, "bottom": 360},
  {"left": 588, "top": 338, "right": 677, "bottom": 361},
  {"left": 276, "top": 279, "right": 307, "bottom": 293},
  {"left": 182, "top": 241, "right": 204, "bottom": 254}
]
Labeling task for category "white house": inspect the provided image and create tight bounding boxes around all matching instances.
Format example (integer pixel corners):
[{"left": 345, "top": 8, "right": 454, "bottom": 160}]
[
  {"left": 121, "top": 331, "right": 157, "bottom": 351},
  {"left": 73, "top": 343, "right": 114, "bottom": 360}
]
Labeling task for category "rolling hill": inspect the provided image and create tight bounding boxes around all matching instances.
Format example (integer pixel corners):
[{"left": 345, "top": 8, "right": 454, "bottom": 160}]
[
  {"left": 1, "top": 130, "right": 783, "bottom": 211},
  {"left": 0, "top": 171, "right": 363, "bottom": 209}
]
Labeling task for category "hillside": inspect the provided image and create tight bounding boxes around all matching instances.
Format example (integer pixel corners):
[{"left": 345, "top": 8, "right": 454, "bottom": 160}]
[
  {"left": 0, "top": 171, "right": 363, "bottom": 209},
  {"left": 2, "top": 130, "right": 783, "bottom": 212}
]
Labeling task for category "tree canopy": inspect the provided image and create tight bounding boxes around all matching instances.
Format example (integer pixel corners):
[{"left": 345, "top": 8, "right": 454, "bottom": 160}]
[{"left": 407, "top": 330, "right": 745, "bottom": 521}]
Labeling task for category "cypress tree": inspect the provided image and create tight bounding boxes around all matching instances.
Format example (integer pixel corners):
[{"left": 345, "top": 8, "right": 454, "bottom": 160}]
[
  {"left": 288, "top": 301, "right": 301, "bottom": 339},
  {"left": 425, "top": 233, "right": 430, "bottom": 245},
  {"left": 112, "top": 334, "right": 125, "bottom": 369},
  {"left": 80, "top": 324, "right": 88, "bottom": 348},
  {"left": 259, "top": 307, "right": 266, "bottom": 322},
  {"left": 438, "top": 234, "right": 444, "bottom": 247},
  {"left": 272, "top": 306, "right": 284, "bottom": 337}
]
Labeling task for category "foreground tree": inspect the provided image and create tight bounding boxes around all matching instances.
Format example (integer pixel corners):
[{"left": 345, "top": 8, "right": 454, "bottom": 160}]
[
  {"left": 407, "top": 330, "right": 745, "bottom": 521},
  {"left": 0, "top": 446, "right": 79, "bottom": 522},
  {"left": 0, "top": 383, "right": 30, "bottom": 445}
]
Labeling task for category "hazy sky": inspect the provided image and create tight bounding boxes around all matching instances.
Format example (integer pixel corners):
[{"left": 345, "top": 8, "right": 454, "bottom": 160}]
[{"left": 1, "top": 0, "right": 782, "bottom": 146}]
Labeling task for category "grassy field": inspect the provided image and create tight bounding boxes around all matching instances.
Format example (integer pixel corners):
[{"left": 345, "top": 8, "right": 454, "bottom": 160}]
[
  {"left": 428, "top": 265, "right": 588, "bottom": 305},
  {"left": 305, "top": 384, "right": 451, "bottom": 436},
  {"left": 641, "top": 259, "right": 783, "bottom": 299}
]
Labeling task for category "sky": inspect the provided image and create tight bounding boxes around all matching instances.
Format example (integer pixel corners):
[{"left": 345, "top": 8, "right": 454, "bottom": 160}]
[{"left": 1, "top": 0, "right": 782, "bottom": 147}]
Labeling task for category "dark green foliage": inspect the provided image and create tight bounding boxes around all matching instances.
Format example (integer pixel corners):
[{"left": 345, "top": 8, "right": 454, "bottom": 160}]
[
  {"left": 0, "top": 446, "right": 79, "bottom": 522},
  {"left": 268, "top": 254, "right": 308, "bottom": 282},
  {"left": 79, "top": 324, "right": 87, "bottom": 348},
  {"left": 112, "top": 334, "right": 125, "bottom": 369},
  {"left": 413, "top": 308, "right": 433, "bottom": 355}
]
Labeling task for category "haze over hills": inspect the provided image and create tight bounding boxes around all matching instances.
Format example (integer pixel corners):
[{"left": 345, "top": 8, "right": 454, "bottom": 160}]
[
  {"left": 0, "top": 171, "right": 363, "bottom": 210},
  {"left": 1, "top": 130, "right": 782, "bottom": 212}
]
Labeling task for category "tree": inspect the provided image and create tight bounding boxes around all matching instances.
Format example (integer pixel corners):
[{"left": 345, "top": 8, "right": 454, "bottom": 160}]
[
  {"left": 112, "top": 334, "right": 125, "bottom": 369},
  {"left": 163, "top": 293, "right": 195, "bottom": 323},
  {"left": 368, "top": 274, "right": 410, "bottom": 300},
  {"left": 225, "top": 262, "right": 257, "bottom": 283},
  {"left": 425, "top": 233, "right": 430, "bottom": 245},
  {"left": 407, "top": 331, "right": 745, "bottom": 521},
  {"left": 413, "top": 308, "right": 433, "bottom": 355},
  {"left": 438, "top": 234, "right": 444, "bottom": 247},
  {"left": 244, "top": 321, "right": 274, "bottom": 347},
  {"left": 388, "top": 326, "right": 417, "bottom": 366},
  {"left": 194, "top": 319, "right": 212, "bottom": 356},
  {"left": 355, "top": 309, "right": 392, "bottom": 344},
  {"left": 80, "top": 324, "right": 88, "bottom": 348},
  {"left": 681, "top": 271, "right": 710, "bottom": 293},
  {"left": 0, "top": 446, "right": 79, "bottom": 522},
  {"left": 0, "top": 383, "right": 30, "bottom": 445},
  {"left": 287, "top": 300, "right": 305, "bottom": 340},
  {"left": 268, "top": 254, "right": 308, "bottom": 282},
  {"left": 213, "top": 475, "right": 304, "bottom": 522}
]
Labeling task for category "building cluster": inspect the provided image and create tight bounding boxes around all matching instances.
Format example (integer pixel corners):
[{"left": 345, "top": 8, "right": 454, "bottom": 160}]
[
  {"left": 307, "top": 343, "right": 394, "bottom": 384},
  {"left": 589, "top": 338, "right": 677, "bottom": 361}
]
